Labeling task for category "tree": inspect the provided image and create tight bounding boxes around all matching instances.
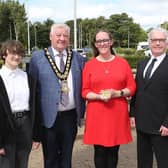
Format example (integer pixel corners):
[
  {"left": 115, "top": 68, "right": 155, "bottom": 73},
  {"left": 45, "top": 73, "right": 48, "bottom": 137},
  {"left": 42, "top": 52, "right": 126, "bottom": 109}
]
[
  {"left": 161, "top": 21, "right": 168, "bottom": 30},
  {"left": 0, "top": 0, "right": 27, "bottom": 44},
  {"left": 105, "top": 13, "right": 147, "bottom": 48},
  {"left": 30, "top": 19, "right": 54, "bottom": 49},
  {"left": 65, "top": 13, "right": 147, "bottom": 49}
]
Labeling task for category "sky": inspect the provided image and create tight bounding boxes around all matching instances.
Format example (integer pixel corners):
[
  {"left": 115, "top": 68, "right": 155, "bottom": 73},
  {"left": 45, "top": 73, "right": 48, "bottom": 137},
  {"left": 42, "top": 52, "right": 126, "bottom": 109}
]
[{"left": 19, "top": 0, "right": 168, "bottom": 30}]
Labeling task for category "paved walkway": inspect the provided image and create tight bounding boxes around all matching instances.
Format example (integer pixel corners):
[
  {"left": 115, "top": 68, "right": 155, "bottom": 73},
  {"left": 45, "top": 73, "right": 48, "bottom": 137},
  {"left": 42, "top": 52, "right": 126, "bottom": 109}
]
[{"left": 28, "top": 127, "right": 156, "bottom": 168}]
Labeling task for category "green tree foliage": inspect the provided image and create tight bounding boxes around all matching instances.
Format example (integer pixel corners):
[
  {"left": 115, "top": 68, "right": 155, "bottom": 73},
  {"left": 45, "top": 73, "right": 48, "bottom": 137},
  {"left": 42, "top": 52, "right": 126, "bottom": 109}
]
[
  {"left": 161, "top": 21, "right": 168, "bottom": 30},
  {"left": 30, "top": 19, "right": 54, "bottom": 49},
  {"left": 0, "top": 0, "right": 27, "bottom": 44},
  {"left": 66, "top": 13, "right": 147, "bottom": 49},
  {"left": 0, "top": 0, "right": 167, "bottom": 51}
]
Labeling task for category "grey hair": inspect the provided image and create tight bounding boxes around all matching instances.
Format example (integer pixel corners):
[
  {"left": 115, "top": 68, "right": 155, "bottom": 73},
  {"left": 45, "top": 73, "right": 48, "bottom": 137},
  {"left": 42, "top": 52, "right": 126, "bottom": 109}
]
[
  {"left": 147, "top": 27, "right": 168, "bottom": 43},
  {"left": 50, "top": 23, "right": 70, "bottom": 35}
]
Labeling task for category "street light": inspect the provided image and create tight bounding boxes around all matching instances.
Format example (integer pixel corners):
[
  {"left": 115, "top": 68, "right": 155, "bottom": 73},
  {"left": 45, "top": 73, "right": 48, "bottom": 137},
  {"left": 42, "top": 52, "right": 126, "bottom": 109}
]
[
  {"left": 27, "top": 21, "right": 30, "bottom": 54},
  {"left": 127, "top": 27, "right": 130, "bottom": 48},
  {"left": 34, "top": 24, "right": 37, "bottom": 48},
  {"left": 25, "top": 0, "right": 30, "bottom": 55},
  {"left": 78, "top": 22, "right": 82, "bottom": 48},
  {"left": 121, "top": 20, "right": 130, "bottom": 48},
  {"left": 73, "top": 0, "right": 77, "bottom": 51}
]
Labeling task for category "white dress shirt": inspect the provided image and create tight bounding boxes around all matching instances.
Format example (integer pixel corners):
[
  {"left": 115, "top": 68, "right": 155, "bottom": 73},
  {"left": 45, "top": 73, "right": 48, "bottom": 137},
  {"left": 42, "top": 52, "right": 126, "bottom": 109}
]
[
  {"left": 0, "top": 65, "right": 30, "bottom": 112},
  {"left": 143, "top": 53, "right": 166, "bottom": 78},
  {"left": 52, "top": 48, "right": 75, "bottom": 111}
]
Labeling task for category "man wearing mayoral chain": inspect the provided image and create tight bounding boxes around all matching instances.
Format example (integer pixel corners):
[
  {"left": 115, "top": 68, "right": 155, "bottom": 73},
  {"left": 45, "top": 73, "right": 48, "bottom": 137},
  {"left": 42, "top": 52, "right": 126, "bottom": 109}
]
[{"left": 29, "top": 23, "right": 85, "bottom": 168}]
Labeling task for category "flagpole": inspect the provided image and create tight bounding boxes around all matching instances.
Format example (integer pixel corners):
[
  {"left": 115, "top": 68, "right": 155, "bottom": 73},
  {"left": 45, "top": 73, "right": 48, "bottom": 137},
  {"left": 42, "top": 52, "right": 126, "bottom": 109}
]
[
  {"left": 73, "top": 0, "right": 77, "bottom": 51},
  {"left": 26, "top": 0, "right": 30, "bottom": 55}
]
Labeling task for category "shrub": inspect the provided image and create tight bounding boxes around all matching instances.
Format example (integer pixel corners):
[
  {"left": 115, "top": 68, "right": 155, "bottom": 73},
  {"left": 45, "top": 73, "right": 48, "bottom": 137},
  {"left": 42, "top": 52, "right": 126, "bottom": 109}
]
[
  {"left": 124, "top": 55, "right": 146, "bottom": 69},
  {"left": 116, "top": 47, "right": 136, "bottom": 56}
]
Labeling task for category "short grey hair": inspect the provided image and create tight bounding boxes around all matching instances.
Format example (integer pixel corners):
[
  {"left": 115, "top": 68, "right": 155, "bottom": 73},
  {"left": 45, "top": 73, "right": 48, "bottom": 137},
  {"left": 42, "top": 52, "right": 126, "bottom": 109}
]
[
  {"left": 148, "top": 27, "right": 168, "bottom": 43},
  {"left": 50, "top": 23, "right": 70, "bottom": 35}
]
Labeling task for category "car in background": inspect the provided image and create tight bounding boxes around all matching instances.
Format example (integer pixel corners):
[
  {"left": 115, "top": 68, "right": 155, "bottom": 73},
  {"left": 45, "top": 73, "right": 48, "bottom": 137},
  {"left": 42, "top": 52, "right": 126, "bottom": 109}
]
[
  {"left": 137, "top": 41, "right": 149, "bottom": 50},
  {"left": 77, "top": 48, "right": 87, "bottom": 57},
  {"left": 144, "top": 48, "right": 151, "bottom": 57},
  {"left": 137, "top": 41, "right": 151, "bottom": 56},
  {"left": 72, "top": 48, "right": 87, "bottom": 57}
]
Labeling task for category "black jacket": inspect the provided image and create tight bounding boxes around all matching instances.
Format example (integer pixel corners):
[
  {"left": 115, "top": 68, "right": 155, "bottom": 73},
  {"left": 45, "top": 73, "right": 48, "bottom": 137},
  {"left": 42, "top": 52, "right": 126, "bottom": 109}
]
[
  {"left": 0, "top": 74, "right": 41, "bottom": 148},
  {"left": 130, "top": 55, "right": 168, "bottom": 134}
]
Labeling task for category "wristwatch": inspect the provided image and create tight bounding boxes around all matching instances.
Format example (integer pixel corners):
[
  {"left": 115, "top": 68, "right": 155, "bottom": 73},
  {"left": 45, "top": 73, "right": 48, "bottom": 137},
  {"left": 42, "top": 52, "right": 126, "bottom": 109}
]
[{"left": 120, "top": 90, "right": 124, "bottom": 97}]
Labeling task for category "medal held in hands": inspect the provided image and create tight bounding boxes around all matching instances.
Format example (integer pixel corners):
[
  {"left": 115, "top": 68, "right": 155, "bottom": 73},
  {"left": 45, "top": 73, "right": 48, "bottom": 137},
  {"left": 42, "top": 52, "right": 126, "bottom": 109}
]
[{"left": 100, "top": 90, "right": 111, "bottom": 101}]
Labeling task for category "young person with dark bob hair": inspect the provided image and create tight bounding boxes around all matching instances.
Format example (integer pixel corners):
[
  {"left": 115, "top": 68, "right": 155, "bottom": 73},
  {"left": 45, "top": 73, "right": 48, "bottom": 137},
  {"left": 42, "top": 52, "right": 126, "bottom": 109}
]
[{"left": 0, "top": 40, "right": 41, "bottom": 168}]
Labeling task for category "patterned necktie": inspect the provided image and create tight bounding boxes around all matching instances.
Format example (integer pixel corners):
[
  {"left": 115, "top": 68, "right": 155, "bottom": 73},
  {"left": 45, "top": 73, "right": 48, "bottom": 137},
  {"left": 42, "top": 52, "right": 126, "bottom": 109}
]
[
  {"left": 145, "top": 58, "right": 157, "bottom": 80},
  {"left": 59, "top": 53, "right": 69, "bottom": 106}
]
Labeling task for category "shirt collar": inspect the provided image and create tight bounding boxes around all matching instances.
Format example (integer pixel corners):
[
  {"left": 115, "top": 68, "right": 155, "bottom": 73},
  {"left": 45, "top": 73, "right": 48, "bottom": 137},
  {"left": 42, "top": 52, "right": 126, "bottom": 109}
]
[
  {"left": 150, "top": 53, "right": 166, "bottom": 62},
  {"left": 51, "top": 47, "right": 67, "bottom": 57},
  {"left": 1, "top": 65, "right": 19, "bottom": 76}
]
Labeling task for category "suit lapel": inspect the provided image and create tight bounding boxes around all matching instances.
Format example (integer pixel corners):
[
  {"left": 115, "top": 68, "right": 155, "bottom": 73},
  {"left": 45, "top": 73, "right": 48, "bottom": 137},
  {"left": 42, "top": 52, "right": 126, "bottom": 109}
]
[
  {"left": 48, "top": 47, "right": 55, "bottom": 60},
  {"left": 144, "top": 55, "right": 168, "bottom": 88},
  {"left": 0, "top": 76, "right": 15, "bottom": 130},
  {"left": 150, "top": 54, "right": 168, "bottom": 80},
  {"left": 45, "top": 47, "right": 60, "bottom": 85},
  {"left": 140, "top": 58, "right": 149, "bottom": 79}
]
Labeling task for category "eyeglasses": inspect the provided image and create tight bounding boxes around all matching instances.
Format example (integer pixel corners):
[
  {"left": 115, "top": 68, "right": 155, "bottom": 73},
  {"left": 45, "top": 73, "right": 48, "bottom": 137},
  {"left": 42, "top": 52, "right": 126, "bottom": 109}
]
[
  {"left": 150, "top": 38, "right": 167, "bottom": 43},
  {"left": 95, "top": 39, "right": 110, "bottom": 44},
  {"left": 55, "top": 33, "right": 69, "bottom": 38}
]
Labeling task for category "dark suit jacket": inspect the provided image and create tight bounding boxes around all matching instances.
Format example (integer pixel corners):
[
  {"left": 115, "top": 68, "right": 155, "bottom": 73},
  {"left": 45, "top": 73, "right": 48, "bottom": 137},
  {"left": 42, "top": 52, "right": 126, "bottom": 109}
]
[
  {"left": 0, "top": 73, "right": 41, "bottom": 149},
  {"left": 130, "top": 55, "right": 168, "bottom": 134}
]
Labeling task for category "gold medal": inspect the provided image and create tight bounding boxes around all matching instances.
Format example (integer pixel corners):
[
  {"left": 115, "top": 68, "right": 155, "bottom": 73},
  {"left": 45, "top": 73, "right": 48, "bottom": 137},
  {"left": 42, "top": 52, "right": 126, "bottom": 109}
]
[
  {"left": 61, "top": 80, "right": 69, "bottom": 93},
  {"left": 101, "top": 90, "right": 111, "bottom": 99}
]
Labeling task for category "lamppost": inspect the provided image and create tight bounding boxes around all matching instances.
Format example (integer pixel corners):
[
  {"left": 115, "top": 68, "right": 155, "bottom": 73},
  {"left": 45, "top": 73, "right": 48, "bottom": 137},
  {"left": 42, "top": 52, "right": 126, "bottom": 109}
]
[
  {"left": 127, "top": 27, "right": 130, "bottom": 48},
  {"left": 73, "top": 0, "right": 77, "bottom": 50},
  {"left": 25, "top": 0, "right": 30, "bottom": 55},
  {"left": 78, "top": 22, "right": 82, "bottom": 48},
  {"left": 121, "top": 20, "right": 130, "bottom": 48},
  {"left": 34, "top": 24, "right": 37, "bottom": 48}
]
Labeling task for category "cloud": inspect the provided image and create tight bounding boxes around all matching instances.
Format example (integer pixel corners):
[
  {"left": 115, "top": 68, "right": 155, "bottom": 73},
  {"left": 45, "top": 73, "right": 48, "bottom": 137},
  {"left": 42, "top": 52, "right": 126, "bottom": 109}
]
[
  {"left": 24, "top": 0, "right": 168, "bottom": 30},
  {"left": 29, "top": 7, "right": 54, "bottom": 20}
]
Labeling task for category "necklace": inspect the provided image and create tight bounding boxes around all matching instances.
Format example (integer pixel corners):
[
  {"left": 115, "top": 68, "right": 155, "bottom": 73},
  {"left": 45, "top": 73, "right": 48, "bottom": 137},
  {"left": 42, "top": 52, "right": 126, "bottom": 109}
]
[
  {"left": 102, "top": 62, "right": 112, "bottom": 74},
  {"left": 97, "top": 55, "right": 115, "bottom": 74},
  {"left": 44, "top": 48, "right": 72, "bottom": 80}
]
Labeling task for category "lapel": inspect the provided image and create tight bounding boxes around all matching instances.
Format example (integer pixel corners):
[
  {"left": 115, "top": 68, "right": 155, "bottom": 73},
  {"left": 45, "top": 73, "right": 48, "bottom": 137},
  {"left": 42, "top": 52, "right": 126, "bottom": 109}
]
[
  {"left": 144, "top": 55, "right": 168, "bottom": 88},
  {"left": 48, "top": 47, "right": 55, "bottom": 60},
  {"left": 0, "top": 76, "right": 15, "bottom": 130},
  {"left": 139, "top": 58, "right": 150, "bottom": 79},
  {"left": 46, "top": 47, "right": 61, "bottom": 85}
]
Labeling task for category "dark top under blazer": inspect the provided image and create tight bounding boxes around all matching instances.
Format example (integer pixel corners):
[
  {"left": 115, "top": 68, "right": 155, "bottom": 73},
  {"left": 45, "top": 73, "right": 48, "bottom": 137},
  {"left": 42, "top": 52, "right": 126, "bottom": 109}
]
[
  {"left": 0, "top": 74, "right": 41, "bottom": 148},
  {"left": 130, "top": 55, "right": 168, "bottom": 134}
]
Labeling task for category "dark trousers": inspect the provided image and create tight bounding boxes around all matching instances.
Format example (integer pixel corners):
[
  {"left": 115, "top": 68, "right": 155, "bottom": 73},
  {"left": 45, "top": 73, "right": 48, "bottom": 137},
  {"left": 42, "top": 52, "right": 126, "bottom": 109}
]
[
  {"left": 42, "top": 109, "right": 77, "bottom": 168},
  {"left": 137, "top": 130, "right": 168, "bottom": 168},
  {"left": 0, "top": 115, "right": 32, "bottom": 168},
  {"left": 94, "top": 145, "right": 120, "bottom": 168}
]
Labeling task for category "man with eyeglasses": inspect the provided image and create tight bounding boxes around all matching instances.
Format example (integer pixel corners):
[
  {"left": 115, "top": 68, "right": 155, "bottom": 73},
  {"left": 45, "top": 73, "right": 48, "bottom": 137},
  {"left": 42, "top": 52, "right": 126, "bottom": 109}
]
[{"left": 130, "top": 27, "right": 168, "bottom": 168}]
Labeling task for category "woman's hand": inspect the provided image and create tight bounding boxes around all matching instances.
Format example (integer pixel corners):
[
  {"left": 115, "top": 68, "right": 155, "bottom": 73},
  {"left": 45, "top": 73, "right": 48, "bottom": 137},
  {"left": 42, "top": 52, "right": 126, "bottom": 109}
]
[{"left": 99, "top": 90, "right": 111, "bottom": 102}]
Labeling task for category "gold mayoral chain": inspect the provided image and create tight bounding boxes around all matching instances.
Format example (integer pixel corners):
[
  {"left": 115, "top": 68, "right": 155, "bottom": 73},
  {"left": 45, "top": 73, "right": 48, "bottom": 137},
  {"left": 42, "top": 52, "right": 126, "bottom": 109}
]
[{"left": 44, "top": 48, "right": 72, "bottom": 93}]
